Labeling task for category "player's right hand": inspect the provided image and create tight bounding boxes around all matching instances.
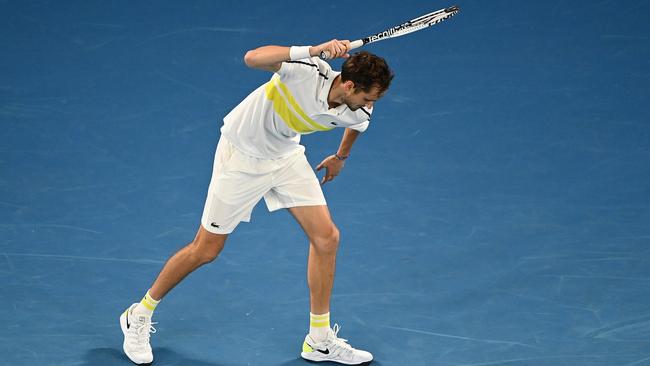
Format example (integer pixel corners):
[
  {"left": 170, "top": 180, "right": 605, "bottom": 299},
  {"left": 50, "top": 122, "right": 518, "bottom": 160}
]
[
  {"left": 316, "top": 155, "right": 345, "bottom": 185},
  {"left": 314, "top": 39, "right": 351, "bottom": 60}
]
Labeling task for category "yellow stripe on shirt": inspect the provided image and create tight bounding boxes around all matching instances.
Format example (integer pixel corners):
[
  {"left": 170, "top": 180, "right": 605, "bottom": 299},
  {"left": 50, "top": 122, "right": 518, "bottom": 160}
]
[{"left": 265, "top": 76, "right": 333, "bottom": 133}]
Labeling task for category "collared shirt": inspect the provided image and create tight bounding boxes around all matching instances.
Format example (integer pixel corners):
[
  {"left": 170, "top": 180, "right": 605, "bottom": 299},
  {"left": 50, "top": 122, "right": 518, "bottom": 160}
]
[{"left": 221, "top": 57, "right": 372, "bottom": 159}]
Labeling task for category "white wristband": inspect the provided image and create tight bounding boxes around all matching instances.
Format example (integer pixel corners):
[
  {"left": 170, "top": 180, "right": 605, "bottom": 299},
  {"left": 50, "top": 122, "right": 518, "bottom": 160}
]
[{"left": 289, "top": 46, "right": 312, "bottom": 61}]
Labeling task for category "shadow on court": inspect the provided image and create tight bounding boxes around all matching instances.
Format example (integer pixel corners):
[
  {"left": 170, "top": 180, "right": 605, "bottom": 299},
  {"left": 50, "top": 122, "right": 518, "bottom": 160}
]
[
  {"left": 278, "top": 359, "right": 383, "bottom": 366},
  {"left": 82, "top": 347, "right": 227, "bottom": 366},
  {"left": 83, "top": 349, "right": 382, "bottom": 366}
]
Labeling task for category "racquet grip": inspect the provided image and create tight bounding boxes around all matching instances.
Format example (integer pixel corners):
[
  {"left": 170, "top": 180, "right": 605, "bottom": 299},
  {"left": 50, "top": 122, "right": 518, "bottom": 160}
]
[{"left": 319, "top": 40, "right": 364, "bottom": 60}]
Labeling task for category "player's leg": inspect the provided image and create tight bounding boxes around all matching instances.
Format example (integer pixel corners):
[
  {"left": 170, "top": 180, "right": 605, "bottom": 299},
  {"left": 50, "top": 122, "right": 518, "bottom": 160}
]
[
  {"left": 289, "top": 205, "right": 373, "bottom": 365},
  {"left": 149, "top": 226, "right": 227, "bottom": 300},
  {"left": 120, "top": 225, "right": 228, "bottom": 364},
  {"left": 120, "top": 136, "right": 263, "bottom": 364},
  {"left": 289, "top": 205, "right": 339, "bottom": 315}
]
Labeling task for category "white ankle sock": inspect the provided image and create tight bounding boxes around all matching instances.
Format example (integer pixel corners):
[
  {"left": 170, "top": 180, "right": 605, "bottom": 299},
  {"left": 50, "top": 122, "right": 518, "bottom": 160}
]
[
  {"left": 309, "top": 312, "right": 330, "bottom": 342},
  {"left": 134, "top": 290, "right": 160, "bottom": 316}
]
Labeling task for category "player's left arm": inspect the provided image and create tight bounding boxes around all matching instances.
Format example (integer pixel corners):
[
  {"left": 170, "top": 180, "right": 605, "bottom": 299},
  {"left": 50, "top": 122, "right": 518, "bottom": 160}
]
[{"left": 316, "top": 128, "right": 360, "bottom": 185}]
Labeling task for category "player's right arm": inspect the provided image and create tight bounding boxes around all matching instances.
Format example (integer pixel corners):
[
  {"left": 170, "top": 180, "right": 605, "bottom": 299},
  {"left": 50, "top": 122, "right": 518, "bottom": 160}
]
[{"left": 243, "top": 40, "right": 351, "bottom": 72}]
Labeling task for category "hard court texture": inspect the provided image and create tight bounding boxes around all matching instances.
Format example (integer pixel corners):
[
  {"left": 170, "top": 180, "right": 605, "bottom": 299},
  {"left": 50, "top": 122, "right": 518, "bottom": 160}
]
[{"left": 1, "top": 1, "right": 649, "bottom": 365}]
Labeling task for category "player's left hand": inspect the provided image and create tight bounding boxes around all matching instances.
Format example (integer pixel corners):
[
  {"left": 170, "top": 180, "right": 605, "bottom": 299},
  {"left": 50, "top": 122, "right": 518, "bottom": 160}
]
[{"left": 316, "top": 155, "right": 345, "bottom": 185}]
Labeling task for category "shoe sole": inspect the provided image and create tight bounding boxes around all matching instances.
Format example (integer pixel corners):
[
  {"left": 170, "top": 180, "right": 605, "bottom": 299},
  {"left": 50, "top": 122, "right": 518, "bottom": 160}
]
[{"left": 301, "top": 352, "right": 372, "bottom": 365}]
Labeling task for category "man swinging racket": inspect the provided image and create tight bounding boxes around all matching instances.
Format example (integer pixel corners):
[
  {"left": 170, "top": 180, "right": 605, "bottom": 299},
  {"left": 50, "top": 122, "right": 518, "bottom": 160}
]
[{"left": 119, "top": 39, "right": 394, "bottom": 365}]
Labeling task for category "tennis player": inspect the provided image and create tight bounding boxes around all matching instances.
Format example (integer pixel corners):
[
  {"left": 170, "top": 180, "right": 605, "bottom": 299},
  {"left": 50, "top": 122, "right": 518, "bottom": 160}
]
[{"left": 119, "top": 39, "right": 393, "bottom": 365}]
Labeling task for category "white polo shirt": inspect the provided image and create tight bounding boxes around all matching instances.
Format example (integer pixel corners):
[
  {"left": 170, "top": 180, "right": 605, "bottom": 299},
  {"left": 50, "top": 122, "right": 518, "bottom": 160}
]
[{"left": 220, "top": 56, "right": 372, "bottom": 159}]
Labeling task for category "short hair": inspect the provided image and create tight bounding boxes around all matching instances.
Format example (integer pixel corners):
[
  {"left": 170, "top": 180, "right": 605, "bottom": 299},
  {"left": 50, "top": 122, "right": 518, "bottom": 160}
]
[{"left": 340, "top": 51, "right": 394, "bottom": 94}]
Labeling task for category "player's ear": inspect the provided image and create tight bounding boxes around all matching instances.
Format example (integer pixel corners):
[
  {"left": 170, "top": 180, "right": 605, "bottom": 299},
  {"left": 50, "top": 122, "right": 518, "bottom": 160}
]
[{"left": 342, "top": 80, "right": 355, "bottom": 93}]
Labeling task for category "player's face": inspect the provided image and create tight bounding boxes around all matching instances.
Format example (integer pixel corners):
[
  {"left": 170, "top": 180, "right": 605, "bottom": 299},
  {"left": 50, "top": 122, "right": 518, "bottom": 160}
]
[{"left": 345, "top": 86, "right": 383, "bottom": 111}]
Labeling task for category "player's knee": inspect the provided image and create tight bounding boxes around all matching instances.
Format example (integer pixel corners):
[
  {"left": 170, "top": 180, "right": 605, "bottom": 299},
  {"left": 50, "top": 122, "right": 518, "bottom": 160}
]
[
  {"left": 312, "top": 225, "right": 340, "bottom": 254},
  {"left": 197, "top": 244, "right": 222, "bottom": 264},
  {"left": 191, "top": 232, "right": 226, "bottom": 264}
]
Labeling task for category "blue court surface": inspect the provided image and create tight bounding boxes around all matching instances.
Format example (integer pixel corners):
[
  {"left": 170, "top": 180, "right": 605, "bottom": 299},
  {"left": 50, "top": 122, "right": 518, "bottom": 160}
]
[{"left": 2, "top": 1, "right": 650, "bottom": 365}]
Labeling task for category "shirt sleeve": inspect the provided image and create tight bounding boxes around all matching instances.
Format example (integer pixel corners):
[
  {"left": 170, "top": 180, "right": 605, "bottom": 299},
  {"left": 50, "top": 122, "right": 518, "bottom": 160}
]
[
  {"left": 348, "top": 120, "right": 370, "bottom": 133},
  {"left": 347, "top": 105, "right": 372, "bottom": 132},
  {"left": 276, "top": 57, "right": 319, "bottom": 81},
  {"left": 276, "top": 61, "right": 298, "bottom": 78}
]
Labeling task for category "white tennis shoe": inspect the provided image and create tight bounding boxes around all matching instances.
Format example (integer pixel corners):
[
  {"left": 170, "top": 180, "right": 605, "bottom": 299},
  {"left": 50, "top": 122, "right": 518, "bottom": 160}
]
[
  {"left": 301, "top": 324, "right": 373, "bottom": 365},
  {"left": 119, "top": 303, "right": 156, "bottom": 364}
]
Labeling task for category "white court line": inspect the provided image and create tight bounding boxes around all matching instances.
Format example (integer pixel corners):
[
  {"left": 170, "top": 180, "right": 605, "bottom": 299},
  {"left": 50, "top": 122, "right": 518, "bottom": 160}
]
[
  {"left": 380, "top": 325, "right": 539, "bottom": 350},
  {"left": 0, "top": 223, "right": 102, "bottom": 234},
  {"left": 2, "top": 252, "right": 164, "bottom": 265},
  {"left": 143, "top": 26, "right": 255, "bottom": 44}
]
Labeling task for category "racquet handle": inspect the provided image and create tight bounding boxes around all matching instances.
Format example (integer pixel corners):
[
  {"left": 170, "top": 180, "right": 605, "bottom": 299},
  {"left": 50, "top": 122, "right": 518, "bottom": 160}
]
[{"left": 319, "top": 40, "right": 364, "bottom": 60}]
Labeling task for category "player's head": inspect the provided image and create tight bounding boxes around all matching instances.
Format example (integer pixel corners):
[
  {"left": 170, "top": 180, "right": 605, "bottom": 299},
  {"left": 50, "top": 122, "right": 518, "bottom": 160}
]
[{"left": 340, "top": 51, "right": 394, "bottom": 110}]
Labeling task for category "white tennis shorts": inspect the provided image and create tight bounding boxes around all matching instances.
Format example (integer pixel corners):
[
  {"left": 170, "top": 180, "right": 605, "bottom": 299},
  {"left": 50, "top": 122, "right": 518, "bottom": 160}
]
[{"left": 200, "top": 137, "right": 326, "bottom": 234}]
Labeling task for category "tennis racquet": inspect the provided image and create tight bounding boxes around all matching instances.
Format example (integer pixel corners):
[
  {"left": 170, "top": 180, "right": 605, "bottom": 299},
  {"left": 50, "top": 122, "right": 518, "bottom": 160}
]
[{"left": 320, "top": 5, "right": 460, "bottom": 60}]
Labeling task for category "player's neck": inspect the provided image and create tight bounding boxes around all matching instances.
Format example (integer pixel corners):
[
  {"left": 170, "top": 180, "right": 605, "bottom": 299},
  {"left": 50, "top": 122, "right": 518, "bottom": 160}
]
[{"left": 327, "top": 75, "right": 345, "bottom": 109}]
